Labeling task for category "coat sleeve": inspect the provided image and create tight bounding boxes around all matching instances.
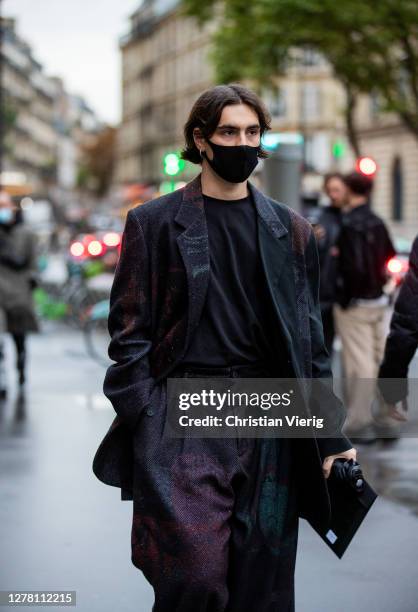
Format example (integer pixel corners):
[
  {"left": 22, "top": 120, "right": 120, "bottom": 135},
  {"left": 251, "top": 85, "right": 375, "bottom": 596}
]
[
  {"left": 0, "top": 227, "right": 37, "bottom": 271},
  {"left": 0, "top": 252, "right": 28, "bottom": 270},
  {"left": 103, "top": 209, "right": 155, "bottom": 431},
  {"left": 378, "top": 235, "right": 418, "bottom": 403},
  {"left": 27, "top": 230, "right": 39, "bottom": 281},
  {"left": 383, "top": 223, "right": 397, "bottom": 262},
  {"left": 304, "top": 229, "right": 353, "bottom": 458}
]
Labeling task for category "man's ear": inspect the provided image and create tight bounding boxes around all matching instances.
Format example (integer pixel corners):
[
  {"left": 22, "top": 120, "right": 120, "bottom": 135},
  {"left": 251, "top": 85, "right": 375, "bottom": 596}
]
[{"left": 193, "top": 127, "right": 205, "bottom": 151}]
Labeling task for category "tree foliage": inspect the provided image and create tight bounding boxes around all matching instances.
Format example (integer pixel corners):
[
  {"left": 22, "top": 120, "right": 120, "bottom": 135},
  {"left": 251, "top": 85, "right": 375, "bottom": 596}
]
[{"left": 181, "top": 0, "right": 418, "bottom": 148}]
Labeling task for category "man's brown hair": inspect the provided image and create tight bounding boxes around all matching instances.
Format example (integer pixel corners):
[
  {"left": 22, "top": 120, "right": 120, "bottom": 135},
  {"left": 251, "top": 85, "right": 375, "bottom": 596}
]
[
  {"left": 323, "top": 172, "right": 345, "bottom": 188},
  {"left": 181, "top": 84, "right": 271, "bottom": 165},
  {"left": 344, "top": 171, "right": 374, "bottom": 197}
]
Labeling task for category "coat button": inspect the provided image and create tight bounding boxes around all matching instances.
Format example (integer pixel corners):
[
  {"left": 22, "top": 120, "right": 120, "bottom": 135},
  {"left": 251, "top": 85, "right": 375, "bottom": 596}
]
[{"left": 146, "top": 407, "right": 155, "bottom": 416}]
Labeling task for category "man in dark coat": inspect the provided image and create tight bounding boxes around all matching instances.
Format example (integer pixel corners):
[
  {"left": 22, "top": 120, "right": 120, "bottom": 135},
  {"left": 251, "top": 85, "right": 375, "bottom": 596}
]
[
  {"left": 377, "top": 235, "right": 418, "bottom": 417},
  {"left": 315, "top": 173, "right": 347, "bottom": 355},
  {"left": 333, "top": 172, "right": 396, "bottom": 437},
  {"left": 92, "top": 84, "right": 355, "bottom": 612}
]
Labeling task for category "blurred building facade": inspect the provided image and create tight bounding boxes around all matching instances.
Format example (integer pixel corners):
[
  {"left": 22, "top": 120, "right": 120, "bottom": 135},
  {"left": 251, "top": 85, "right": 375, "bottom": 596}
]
[
  {"left": 117, "top": 0, "right": 216, "bottom": 186},
  {"left": 118, "top": 1, "right": 417, "bottom": 234},
  {"left": 356, "top": 97, "right": 418, "bottom": 238},
  {"left": 1, "top": 17, "right": 57, "bottom": 192},
  {"left": 117, "top": 1, "right": 353, "bottom": 190},
  {"left": 1, "top": 17, "right": 102, "bottom": 196},
  {"left": 262, "top": 49, "right": 354, "bottom": 198}
]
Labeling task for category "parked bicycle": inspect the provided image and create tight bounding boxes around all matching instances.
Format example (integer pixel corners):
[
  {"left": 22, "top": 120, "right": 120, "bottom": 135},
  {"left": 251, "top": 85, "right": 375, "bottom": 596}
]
[{"left": 82, "top": 299, "right": 111, "bottom": 366}]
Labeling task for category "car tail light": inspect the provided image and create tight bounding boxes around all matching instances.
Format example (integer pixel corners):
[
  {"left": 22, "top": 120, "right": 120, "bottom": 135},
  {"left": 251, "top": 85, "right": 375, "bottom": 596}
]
[
  {"left": 103, "top": 232, "right": 121, "bottom": 247},
  {"left": 87, "top": 239, "right": 104, "bottom": 257},
  {"left": 387, "top": 257, "right": 409, "bottom": 275},
  {"left": 70, "top": 241, "right": 85, "bottom": 258}
]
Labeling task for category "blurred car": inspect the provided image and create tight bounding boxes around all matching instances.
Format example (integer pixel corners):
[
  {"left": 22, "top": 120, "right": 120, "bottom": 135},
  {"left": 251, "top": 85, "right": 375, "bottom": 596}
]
[
  {"left": 88, "top": 213, "right": 124, "bottom": 233},
  {"left": 68, "top": 230, "right": 121, "bottom": 275}
]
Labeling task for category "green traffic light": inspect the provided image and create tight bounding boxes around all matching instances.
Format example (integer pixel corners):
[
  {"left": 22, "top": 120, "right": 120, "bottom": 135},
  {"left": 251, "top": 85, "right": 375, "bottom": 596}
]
[
  {"left": 163, "top": 152, "right": 185, "bottom": 176},
  {"left": 332, "top": 140, "right": 345, "bottom": 159}
]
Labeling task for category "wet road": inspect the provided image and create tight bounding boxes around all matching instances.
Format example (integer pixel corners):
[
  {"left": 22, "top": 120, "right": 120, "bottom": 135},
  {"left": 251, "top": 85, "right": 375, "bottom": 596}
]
[{"left": 0, "top": 322, "right": 417, "bottom": 612}]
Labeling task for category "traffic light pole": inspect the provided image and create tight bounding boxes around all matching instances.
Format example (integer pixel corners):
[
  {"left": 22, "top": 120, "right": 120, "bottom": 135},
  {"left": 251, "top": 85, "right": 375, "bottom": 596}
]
[{"left": 261, "top": 143, "right": 303, "bottom": 212}]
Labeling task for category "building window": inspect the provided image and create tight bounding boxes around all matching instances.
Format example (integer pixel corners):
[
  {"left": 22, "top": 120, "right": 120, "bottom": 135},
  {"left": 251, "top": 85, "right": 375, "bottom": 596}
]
[
  {"left": 392, "top": 156, "right": 403, "bottom": 221},
  {"left": 303, "top": 133, "right": 330, "bottom": 173},
  {"left": 301, "top": 82, "right": 321, "bottom": 121},
  {"left": 268, "top": 88, "right": 287, "bottom": 118},
  {"left": 301, "top": 48, "right": 323, "bottom": 67},
  {"left": 369, "top": 91, "right": 381, "bottom": 121}
]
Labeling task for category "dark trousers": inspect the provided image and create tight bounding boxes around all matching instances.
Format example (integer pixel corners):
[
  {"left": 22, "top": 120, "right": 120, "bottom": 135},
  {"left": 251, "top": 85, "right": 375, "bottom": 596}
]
[
  {"left": 0, "top": 332, "right": 26, "bottom": 386},
  {"left": 131, "top": 365, "right": 299, "bottom": 612}
]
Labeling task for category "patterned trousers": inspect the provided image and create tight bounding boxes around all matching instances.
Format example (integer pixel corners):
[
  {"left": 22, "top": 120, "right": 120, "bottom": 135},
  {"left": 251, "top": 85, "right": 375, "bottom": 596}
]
[{"left": 131, "top": 375, "right": 300, "bottom": 612}]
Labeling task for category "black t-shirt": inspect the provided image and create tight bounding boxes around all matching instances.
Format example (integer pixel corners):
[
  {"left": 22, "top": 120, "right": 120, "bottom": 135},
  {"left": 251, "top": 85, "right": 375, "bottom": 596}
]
[{"left": 181, "top": 192, "right": 277, "bottom": 367}]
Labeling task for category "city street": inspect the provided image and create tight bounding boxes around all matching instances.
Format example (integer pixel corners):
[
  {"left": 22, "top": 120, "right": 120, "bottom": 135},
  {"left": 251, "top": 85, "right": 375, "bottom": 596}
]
[
  {"left": 0, "top": 322, "right": 417, "bottom": 612},
  {"left": 2, "top": 1, "right": 418, "bottom": 610}
]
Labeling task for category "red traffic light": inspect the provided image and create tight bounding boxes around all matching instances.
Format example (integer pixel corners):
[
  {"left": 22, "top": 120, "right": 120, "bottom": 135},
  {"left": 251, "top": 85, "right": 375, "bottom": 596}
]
[{"left": 356, "top": 156, "right": 377, "bottom": 177}]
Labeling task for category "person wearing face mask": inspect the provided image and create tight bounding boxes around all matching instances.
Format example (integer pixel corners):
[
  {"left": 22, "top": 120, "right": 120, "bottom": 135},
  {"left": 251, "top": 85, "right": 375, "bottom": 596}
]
[
  {"left": 92, "top": 84, "right": 355, "bottom": 612},
  {"left": 0, "top": 189, "right": 39, "bottom": 396}
]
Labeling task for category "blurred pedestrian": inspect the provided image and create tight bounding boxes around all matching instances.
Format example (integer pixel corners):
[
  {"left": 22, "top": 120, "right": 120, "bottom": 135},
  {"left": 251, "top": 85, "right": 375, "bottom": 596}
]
[
  {"left": 93, "top": 84, "right": 354, "bottom": 612},
  {"left": 0, "top": 189, "right": 40, "bottom": 394},
  {"left": 315, "top": 173, "right": 348, "bottom": 355},
  {"left": 377, "top": 234, "right": 418, "bottom": 422},
  {"left": 333, "top": 172, "right": 396, "bottom": 439}
]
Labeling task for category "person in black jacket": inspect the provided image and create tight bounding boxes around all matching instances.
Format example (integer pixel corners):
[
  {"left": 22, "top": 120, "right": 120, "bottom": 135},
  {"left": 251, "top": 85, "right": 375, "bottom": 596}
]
[
  {"left": 315, "top": 173, "right": 347, "bottom": 355},
  {"left": 333, "top": 172, "right": 396, "bottom": 438},
  {"left": 377, "top": 235, "right": 418, "bottom": 419}
]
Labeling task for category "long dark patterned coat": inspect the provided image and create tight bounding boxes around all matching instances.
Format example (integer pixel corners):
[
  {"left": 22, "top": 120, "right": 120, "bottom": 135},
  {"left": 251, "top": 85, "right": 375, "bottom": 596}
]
[{"left": 92, "top": 173, "right": 352, "bottom": 531}]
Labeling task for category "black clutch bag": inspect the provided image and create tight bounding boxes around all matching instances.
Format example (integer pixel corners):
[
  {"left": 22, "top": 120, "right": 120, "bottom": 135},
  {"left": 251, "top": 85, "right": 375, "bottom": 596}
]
[{"left": 310, "top": 458, "right": 378, "bottom": 558}]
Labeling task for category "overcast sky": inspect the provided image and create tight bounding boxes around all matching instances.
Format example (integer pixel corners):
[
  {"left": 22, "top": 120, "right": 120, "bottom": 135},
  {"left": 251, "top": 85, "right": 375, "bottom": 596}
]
[{"left": 4, "top": 0, "right": 142, "bottom": 124}]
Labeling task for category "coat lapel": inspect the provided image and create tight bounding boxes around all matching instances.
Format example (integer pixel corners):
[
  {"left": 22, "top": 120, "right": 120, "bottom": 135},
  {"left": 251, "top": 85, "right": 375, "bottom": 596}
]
[
  {"left": 174, "top": 174, "right": 210, "bottom": 357},
  {"left": 248, "top": 180, "right": 289, "bottom": 283},
  {"left": 248, "top": 181, "right": 304, "bottom": 376}
]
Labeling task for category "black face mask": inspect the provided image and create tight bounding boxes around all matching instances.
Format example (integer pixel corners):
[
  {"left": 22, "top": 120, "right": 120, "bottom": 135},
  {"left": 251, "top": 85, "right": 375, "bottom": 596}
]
[{"left": 203, "top": 139, "right": 259, "bottom": 183}]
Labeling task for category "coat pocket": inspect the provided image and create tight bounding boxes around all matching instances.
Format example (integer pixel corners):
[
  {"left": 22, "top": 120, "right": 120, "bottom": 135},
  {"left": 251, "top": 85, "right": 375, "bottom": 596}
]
[{"left": 133, "top": 379, "right": 168, "bottom": 440}]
